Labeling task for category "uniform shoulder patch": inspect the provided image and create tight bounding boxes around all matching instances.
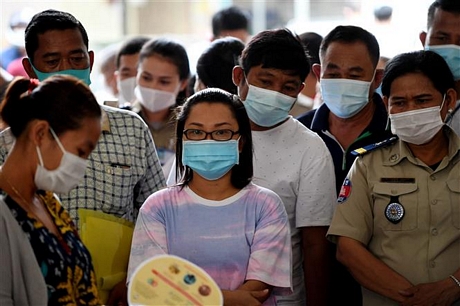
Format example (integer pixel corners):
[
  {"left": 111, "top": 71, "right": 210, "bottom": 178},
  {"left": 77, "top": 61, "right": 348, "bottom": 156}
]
[
  {"left": 337, "top": 178, "right": 352, "bottom": 203},
  {"left": 351, "top": 136, "right": 398, "bottom": 157}
]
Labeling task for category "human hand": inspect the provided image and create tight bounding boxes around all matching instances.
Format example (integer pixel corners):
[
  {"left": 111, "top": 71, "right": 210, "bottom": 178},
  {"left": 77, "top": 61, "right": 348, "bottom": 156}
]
[
  {"left": 398, "top": 278, "right": 460, "bottom": 306},
  {"left": 106, "top": 279, "right": 128, "bottom": 306},
  {"left": 222, "top": 288, "right": 270, "bottom": 306}
]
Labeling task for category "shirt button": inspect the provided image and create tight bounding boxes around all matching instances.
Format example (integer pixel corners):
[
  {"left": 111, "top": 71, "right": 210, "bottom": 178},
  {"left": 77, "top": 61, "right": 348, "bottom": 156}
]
[
  {"left": 430, "top": 175, "right": 436, "bottom": 181},
  {"left": 431, "top": 228, "right": 438, "bottom": 236},
  {"left": 429, "top": 261, "right": 436, "bottom": 268},
  {"left": 431, "top": 200, "right": 437, "bottom": 205}
]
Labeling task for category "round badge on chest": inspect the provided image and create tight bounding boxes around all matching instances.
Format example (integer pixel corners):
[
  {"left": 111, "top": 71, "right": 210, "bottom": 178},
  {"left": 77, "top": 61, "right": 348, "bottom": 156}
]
[{"left": 385, "top": 196, "right": 405, "bottom": 224}]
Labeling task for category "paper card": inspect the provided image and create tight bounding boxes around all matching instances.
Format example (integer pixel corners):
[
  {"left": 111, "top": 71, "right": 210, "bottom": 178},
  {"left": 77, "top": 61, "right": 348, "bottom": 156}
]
[{"left": 128, "top": 254, "right": 223, "bottom": 306}]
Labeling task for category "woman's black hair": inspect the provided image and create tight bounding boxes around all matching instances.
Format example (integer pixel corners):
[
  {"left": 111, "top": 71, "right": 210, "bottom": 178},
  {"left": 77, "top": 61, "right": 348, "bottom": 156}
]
[
  {"left": 381, "top": 50, "right": 455, "bottom": 97},
  {"left": 1, "top": 75, "right": 101, "bottom": 138},
  {"left": 175, "top": 88, "right": 253, "bottom": 189}
]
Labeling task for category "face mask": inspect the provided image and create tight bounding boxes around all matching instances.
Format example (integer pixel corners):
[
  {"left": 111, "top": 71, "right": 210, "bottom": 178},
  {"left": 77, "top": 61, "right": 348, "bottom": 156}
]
[
  {"left": 117, "top": 77, "right": 136, "bottom": 104},
  {"left": 389, "top": 95, "right": 446, "bottom": 145},
  {"left": 425, "top": 45, "right": 460, "bottom": 80},
  {"left": 320, "top": 78, "right": 372, "bottom": 118},
  {"left": 182, "top": 139, "right": 239, "bottom": 181},
  {"left": 35, "top": 128, "right": 89, "bottom": 193},
  {"left": 243, "top": 84, "right": 296, "bottom": 127},
  {"left": 134, "top": 85, "right": 176, "bottom": 112},
  {"left": 30, "top": 60, "right": 91, "bottom": 85}
]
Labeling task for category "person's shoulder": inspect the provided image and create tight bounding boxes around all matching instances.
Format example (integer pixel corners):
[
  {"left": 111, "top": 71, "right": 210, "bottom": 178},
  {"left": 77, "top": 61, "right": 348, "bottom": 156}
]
[
  {"left": 246, "top": 183, "right": 283, "bottom": 203},
  {"left": 290, "top": 117, "right": 329, "bottom": 146},
  {"left": 351, "top": 136, "right": 398, "bottom": 158},
  {"left": 102, "top": 105, "right": 147, "bottom": 127}
]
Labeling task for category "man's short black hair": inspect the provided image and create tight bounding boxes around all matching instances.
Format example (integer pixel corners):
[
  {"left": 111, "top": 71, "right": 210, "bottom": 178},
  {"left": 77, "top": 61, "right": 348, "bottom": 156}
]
[
  {"left": 240, "top": 28, "right": 309, "bottom": 81},
  {"left": 116, "top": 36, "right": 150, "bottom": 69},
  {"left": 212, "top": 6, "right": 250, "bottom": 38},
  {"left": 25, "top": 9, "right": 89, "bottom": 63},
  {"left": 320, "top": 25, "right": 380, "bottom": 68},
  {"left": 427, "top": 0, "right": 460, "bottom": 29}
]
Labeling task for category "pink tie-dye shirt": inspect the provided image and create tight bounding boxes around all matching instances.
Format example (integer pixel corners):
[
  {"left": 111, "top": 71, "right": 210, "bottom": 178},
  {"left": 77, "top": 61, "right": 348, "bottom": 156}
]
[{"left": 128, "top": 183, "right": 292, "bottom": 305}]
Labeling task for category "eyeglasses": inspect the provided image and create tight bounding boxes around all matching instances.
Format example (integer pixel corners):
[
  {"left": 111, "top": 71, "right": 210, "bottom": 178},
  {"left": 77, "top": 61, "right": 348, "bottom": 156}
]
[{"left": 183, "top": 129, "right": 240, "bottom": 141}]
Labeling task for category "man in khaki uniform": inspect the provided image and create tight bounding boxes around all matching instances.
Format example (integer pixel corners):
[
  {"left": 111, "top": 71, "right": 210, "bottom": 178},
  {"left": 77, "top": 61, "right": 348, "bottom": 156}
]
[{"left": 327, "top": 50, "right": 460, "bottom": 305}]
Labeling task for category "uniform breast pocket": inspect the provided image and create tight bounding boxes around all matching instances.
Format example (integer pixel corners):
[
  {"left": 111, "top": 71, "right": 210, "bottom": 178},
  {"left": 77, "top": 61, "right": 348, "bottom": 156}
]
[
  {"left": 446, "top": 179, "right": 460, "bottom": 229},
  {"left": 372, "top": 183, "right": 418, "bottom": 231}
]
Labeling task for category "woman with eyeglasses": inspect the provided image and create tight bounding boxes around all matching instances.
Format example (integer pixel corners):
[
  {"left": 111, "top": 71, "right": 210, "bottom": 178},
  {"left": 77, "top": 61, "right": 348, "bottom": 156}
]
[{"left": 128, "top": 88, "right": 292, "bottom": 305}]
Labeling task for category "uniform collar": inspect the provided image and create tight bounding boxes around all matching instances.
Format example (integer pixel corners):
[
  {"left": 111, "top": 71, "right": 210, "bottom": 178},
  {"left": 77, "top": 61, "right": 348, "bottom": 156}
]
[{"left": 383, "top": 126, "right": 460, "bottom": 167}]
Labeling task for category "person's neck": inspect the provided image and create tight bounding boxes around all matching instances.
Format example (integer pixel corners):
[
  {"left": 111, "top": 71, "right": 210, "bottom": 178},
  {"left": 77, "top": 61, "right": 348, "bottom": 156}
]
[
  {"left": 328, "top": 100, "right": 376, "bottom": 149},
  {"left": 406, "top": 130, "right": 449, "bottom": 167},
  {"left": 188, "top": 172, "right": 240, "bottom": 201},
  {"left": 0, "top": 145, "right": 37, "bottom": 204},
  {"left": 142, "top": 107, "right": 171, "bottom": 125}
]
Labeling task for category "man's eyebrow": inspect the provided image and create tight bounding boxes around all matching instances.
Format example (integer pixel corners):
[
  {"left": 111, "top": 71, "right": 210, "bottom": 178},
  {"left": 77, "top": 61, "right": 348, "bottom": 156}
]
[{"left": 42, "top": 49, "right": 86, "bottom": 58}]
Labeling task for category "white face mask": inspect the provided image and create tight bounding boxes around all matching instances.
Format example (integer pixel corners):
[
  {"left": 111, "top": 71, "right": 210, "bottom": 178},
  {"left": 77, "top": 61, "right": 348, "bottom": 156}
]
[
  {"left": 35, "top": 128, "right": 89, "bottom": 193},
  {"left": 320, "top": 78, "right": 372, "bottom": 118},
  {"left": 389, "top": 95, "right": 446, "bottom": 145},
  {"left": 134, "top": 85, "right": 177, "bottom": 112},
  {"left": 243, "top": 84, "right": 296, "bottom": 127},
  {"left": 117, "top": 77, "right": 136, "bottom": 104}
]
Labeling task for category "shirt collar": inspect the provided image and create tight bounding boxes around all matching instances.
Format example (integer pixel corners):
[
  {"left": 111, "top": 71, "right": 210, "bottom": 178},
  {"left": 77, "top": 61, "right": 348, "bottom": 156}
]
[
  {"left": 383, "top": 126, "right": 460, "bottom": 167},
  {"left": 101, "top": 107, "right": 111, "bottom": 132}
]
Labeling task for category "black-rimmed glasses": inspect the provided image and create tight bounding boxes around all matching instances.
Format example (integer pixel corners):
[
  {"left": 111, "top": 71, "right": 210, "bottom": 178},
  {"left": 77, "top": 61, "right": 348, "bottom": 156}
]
[{"left": 183, "top": 129, "right": 240, "bottom": 141}]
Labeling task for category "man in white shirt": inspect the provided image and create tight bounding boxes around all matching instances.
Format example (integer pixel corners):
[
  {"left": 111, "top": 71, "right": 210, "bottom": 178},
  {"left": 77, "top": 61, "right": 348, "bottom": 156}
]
[{"left": 232, "top": 28, "right": 336, "bottom": 306}]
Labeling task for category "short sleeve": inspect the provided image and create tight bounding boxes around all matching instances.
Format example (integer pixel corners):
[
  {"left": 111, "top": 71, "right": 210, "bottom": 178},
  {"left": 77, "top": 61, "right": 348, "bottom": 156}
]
[
  {"left": 296, "top": 138, "right": 337, "bottom": 227},
  {"left": 246, "top": 189, "right": 292, "bottom": 296},
  {"left": 127, "top": 193, "right": 168, "bottom": 281},
  {"left": 327, "top": 157, "right": 374, "bottom": 245}
]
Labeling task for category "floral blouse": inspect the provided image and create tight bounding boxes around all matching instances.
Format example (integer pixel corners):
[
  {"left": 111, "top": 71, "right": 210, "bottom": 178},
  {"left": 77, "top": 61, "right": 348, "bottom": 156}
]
[{"left": 5, "top": 191, "right": 99, "bottom": 305}]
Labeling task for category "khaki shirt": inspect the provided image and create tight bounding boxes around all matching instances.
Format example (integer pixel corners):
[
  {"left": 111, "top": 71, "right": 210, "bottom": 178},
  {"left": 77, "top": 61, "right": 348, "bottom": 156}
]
[{"left": 327, "top": 129, "right": 460, "bottom": 306}]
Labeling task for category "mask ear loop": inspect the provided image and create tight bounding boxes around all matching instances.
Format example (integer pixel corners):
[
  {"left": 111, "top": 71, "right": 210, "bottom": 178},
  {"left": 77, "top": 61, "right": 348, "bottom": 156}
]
[
  {"left": 48, "top": 127, "right": 66, "bottom": 154},
  {"left": 439, "top": 94, "right": 450, "bottom": 123}
]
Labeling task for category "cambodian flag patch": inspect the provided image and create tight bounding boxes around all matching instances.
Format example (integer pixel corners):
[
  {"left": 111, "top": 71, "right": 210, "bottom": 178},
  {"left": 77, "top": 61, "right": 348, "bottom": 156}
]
[{"left": 337, "top": 178, "right": 352, "bottom": 203}]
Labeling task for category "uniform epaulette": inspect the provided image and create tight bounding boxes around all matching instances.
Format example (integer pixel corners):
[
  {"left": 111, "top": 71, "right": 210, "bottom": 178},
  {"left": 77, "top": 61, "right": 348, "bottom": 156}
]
[{"left": 351, "top": 136, "right": 398, "bottom": 156}]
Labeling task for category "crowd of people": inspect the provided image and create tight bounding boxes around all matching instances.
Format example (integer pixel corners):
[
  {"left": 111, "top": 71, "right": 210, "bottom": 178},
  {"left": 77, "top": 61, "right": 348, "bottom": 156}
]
[{"left": 0, "top": 0, "right": 459, "bottom": 305}]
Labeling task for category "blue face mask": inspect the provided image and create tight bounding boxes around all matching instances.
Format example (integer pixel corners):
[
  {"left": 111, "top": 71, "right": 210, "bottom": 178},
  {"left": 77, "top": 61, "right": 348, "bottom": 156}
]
[
  {"left": 243, "top": 84, "right": 296, "bottom": 127},
  {"left": 320, "top": 78, "right": 372, "bottom": 118},
  {"left": 30, "top": 60, "right": 92, "bottom": 85},
  {"left": 425, "top": 45, "right": 460, "bottom": 81},
  {"left": 182, "top": 139, "right": 239, "bottom": 181}
]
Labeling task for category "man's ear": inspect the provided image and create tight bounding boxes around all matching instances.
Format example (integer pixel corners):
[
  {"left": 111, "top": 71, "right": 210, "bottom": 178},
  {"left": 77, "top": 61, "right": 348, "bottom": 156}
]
[
  {"left": 419, "top": 31, "right": 427, "bottom": 47},
  {"left": 374, "top": 68, "right": 384, "bottom": 88},
  {"left": 22, "top": 58, "right": 37, "bottom": 78},
  {"left": 232, "top": 65, "right": 244, "bottom": 87},
  {"left": 445, "top": 88, "right": 457, "bottom": 110},
  {"left": 312, "top": 64, "right": 321, "bottom": 81},
  {"left": 89, "top": 50, "right": 95, "bottom": 72}
]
